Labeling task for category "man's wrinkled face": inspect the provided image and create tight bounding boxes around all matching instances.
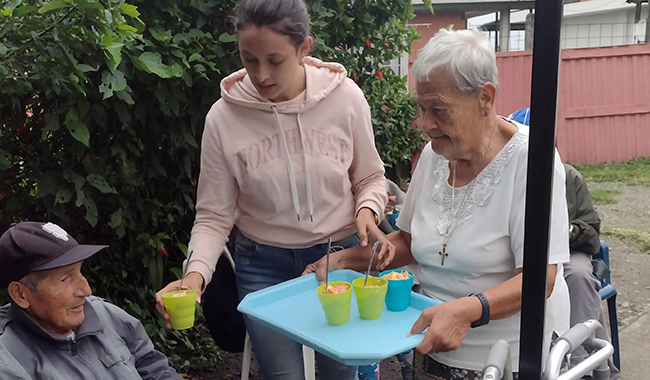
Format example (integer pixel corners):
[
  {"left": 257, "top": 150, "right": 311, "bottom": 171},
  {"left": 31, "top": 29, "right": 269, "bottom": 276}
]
[{"left": 21, "top": 261, "right": 92, "bottom": 336}]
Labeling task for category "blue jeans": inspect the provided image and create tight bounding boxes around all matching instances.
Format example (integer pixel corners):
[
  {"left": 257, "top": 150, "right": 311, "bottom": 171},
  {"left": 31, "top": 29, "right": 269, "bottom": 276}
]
[{"left": 235, "top": 232, "right": 360, "bottom": 380}]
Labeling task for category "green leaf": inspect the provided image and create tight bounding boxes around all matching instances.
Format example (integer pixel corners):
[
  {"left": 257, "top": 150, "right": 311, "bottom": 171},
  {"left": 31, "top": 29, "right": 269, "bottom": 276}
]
[
  {"left": 149, "top": 253, "right": 163, "bottom": 291},
  {"left": 182, "top": 132, "right": 199, "bottom": 149},
  {"left": 87, "top": 174, "right": 117, "bottom": 194},
  {"left": 63, "top": 169, "right": 85, "bottom": 188},
  {"left": 75, "top": 187, "right": 86, "bottom": 207},
  {"left": 104, "top": 9, "right": 113, "bottom": 24},
  {"left": 175, "top": 242, "right": 188, "bottom": 256},
  {"left": 422, "top": 0, "right": 434, "bottom": 14},
  {"left": 99, "top": 69, "right": 127, "bottom": 99},
  {"left": 83, "top": 196, "right": 98, "bottom": 227},
  {"left": 104, "top": 43, "right": 123, "bottom": 67},
  {"left": 218, "top": 32, "right": 237, "bottom": 43},
  {"left": 109, "top": 208, "right": 123, "bottom": 229},
  {"left": 65, "top": 108, "right": 90, "bottom": 147},
  {"left": 149, "top": 25, "right": 172, "bottom": 42},
  {"left": 6, "top": 0, "right": 21, "bottom": 10},
  {"left": 118, "top": 23, "right": 138, "bottom": 32},
  {"left": 38, "top": 0, "right": 66, "bottom": 14},
  {"left": 169, "top": 267, "right": 183, "bottom": 280},
  {"left": 102, "top": 34, "right": 113, "bottom": 47},
  {"left": 12, "top": 5, "right": 36, "bottom": 17},
  {"left": 137, "top": 52, "right": 182, "bottom": 78},
  {"left": 1, "top": 8, "right": 12, "bottom": 16},
  {"left": 120, "top": 3, "right": 140, "bottom": 18},
  {"left": 35, "top": 172, "right": 60, "bottom": 198},
  {"left": 0, "top": 148, "right": 11, "bottom": 170},
  {"left": 76, "top": 64, "right": 96, "bottom": 72},
  {"left": 54, "top": 188, "right": 74, "bottom": 205},
  {"left": 0, "top": 43, "right": 7, "bottom": 56},
  {"left": 188, "top": 53, "right": 202, "bottom": 63}
]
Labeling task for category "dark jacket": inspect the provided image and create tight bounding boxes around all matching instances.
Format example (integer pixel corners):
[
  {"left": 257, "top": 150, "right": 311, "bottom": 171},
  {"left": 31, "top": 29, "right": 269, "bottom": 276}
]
[
  {"left": 0, "top": 296, "right": 182, "bottom": 380},
  {"left": 564, "top": 163, "right": 601, "bottom": 254}
]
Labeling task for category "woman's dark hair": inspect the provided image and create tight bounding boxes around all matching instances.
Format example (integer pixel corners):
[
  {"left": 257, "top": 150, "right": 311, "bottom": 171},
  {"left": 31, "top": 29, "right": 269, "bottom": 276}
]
[{"left": 234, "top": 0, "right": 311, "bottom": 48}]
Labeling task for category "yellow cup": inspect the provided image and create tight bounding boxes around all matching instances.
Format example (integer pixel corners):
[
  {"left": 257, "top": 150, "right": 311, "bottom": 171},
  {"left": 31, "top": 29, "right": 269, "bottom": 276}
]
[
  {"left": 162, "top": 290, "right": 196, "bottom": 330},
  {"left": 317, "top": 281, "right": 352, "bottom": 326},
  {"left": 352, "top": 277, "right": 388, "bottom": 320}
]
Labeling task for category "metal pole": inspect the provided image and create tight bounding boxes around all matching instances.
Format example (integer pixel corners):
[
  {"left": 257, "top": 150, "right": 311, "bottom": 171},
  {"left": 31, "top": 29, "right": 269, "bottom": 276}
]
[{"left": 518, "top": 0, "right": 564, "bottom": 378}]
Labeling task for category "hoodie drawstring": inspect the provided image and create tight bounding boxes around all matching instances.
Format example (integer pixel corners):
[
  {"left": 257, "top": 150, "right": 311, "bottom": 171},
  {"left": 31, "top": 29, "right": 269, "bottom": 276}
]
[
  {"left": 271, "top": 106, "right": 315, "bottom": 222},
  {"left": 296, "top": 113, "right": 314, "bottom": 222}
]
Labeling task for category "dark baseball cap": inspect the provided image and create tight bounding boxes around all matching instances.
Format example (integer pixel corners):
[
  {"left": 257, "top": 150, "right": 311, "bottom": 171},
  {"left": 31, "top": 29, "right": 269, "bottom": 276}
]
[{"left": 0, "top": 222, "right": 108, "bottom": 287}]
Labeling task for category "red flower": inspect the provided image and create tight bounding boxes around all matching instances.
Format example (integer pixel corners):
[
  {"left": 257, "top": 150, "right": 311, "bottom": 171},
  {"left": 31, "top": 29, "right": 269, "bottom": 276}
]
[
  {"left": 385, "top": 106, "right": 390, "bottom": 113},
  {"left": 385, "top": 43, "right": 391, "bottom": 50},
  {"left": 157, "top": 248, "right": 168, "bottom": 256},
  {"left": 377, "top": 70, "right": 383, "bottom": 79},
  {"left": 365, "top": 39, "right": 371, "bottom": 48},
  {"left": 16, "top": 126, "right": 26, "bottom": 134},
  {"left": 338, "top": 45, "right": 344, "bottom": 50},
  {"left": 352, "top": 73, "right": 359, "bottom": 83}
]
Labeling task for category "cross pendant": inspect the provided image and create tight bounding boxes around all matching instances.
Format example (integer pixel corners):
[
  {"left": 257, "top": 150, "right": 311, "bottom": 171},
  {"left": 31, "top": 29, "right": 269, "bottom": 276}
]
[{"left": 439, "top": 245, "right": 448, "bottom": 266}]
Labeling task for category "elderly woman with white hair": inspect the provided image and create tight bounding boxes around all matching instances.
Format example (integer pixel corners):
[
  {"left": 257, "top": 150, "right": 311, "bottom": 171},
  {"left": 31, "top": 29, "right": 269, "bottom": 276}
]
[{"left": 304, "top": 28, "right": 571, "bottom": 379}]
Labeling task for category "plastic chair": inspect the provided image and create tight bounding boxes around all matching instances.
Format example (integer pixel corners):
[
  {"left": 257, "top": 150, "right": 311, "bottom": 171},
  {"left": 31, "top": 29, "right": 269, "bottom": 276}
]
[
  {"left": 593, "top": 240, "right": 620, "bottom": 370},
  {"left": 222, "top": 247, "right": 317, "bottom": 380}
]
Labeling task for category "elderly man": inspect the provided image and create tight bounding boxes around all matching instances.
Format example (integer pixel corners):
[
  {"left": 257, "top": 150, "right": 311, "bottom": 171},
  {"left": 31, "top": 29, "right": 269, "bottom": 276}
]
[{"left": 0, "top": 221, "right": 182, "bottom": 380}]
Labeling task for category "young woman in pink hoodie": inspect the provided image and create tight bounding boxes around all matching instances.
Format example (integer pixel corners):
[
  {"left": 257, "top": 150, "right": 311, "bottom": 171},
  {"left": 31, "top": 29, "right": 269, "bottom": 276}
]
[{"left": 155, "top": 0, "right": 393, "bottom": 378}]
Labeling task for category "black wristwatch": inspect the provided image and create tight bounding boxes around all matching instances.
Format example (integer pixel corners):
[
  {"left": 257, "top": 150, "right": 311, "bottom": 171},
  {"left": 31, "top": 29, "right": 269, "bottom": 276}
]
[{"left": 470, "top": 292, "right": 490, "bottom": 328}]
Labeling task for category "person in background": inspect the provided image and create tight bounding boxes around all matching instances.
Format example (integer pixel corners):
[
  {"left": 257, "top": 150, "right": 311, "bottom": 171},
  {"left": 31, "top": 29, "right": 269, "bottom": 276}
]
[
  {"left": 154, "top": 0, "right": 392, "bottom": 379},
  {"left": 0, "top": 222, "right": 183, "bottom": 380},
  {"left": 508, "top": 108, "right": 620, "bottom": 380}
]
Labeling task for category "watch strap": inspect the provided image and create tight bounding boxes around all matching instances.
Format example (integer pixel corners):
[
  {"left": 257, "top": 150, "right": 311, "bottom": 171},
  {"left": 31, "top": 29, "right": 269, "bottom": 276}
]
[{"left": 470, "top": 292, "right": 490, "bottom": 328}]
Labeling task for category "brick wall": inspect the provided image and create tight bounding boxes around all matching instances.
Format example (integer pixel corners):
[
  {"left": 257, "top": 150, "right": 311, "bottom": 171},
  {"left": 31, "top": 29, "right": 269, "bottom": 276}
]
[{"left": 408, "top": 11, "right": 466, "bottom": 89}]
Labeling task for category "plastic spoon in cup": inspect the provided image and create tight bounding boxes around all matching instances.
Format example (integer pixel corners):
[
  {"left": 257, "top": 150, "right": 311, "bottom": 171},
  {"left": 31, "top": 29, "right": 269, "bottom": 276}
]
[
  {"left": 324, "top": 238, "right": 331, "bottom": 293},
  {"left": 178, "top": 249, "right": 194, "bottom": 292},
  {"left": 363, "top": 241, "right": 381, "bottom": 287}
]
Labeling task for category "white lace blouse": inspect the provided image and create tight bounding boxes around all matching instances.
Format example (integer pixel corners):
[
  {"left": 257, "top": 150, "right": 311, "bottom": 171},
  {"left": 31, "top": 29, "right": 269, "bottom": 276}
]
[{"left": 397, "top": 122, "right": 570, "bottom": 371}]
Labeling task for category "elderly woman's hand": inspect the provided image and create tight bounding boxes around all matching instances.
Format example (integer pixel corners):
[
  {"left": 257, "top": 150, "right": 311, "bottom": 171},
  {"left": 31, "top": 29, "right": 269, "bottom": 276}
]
[
  {"left": 302, "top": 250, "right": 342, "bottom": 284},
  {"left": 409, "top": 297, "right": 482, "bottom": 354},
  {"left": 356, "top": 207, "right": 396, "bottom": 265},
  {"left": 302, "top": 241, "right": 396, "bottom": 283}
]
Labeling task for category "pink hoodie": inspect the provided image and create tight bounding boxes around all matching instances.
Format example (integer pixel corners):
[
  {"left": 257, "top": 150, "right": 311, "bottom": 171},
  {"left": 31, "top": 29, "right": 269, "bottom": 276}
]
[{"left": 186, "top": 57, "right": 387, "bottom": 286}]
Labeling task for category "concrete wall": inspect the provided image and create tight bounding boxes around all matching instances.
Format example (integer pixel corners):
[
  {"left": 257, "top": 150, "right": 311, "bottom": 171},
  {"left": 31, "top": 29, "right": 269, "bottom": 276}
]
[{"left": 561, "top": 9, "right": 640, "bottom": 49}]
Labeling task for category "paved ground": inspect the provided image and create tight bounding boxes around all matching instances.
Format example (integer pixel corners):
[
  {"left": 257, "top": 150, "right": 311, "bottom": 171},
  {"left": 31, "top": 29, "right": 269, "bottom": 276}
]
[
  {"left": 201, "top": 182, "right": 650, "bottom": 380},
  {"left": 592, "top": 182, "right": 650, "bottom": 380}
]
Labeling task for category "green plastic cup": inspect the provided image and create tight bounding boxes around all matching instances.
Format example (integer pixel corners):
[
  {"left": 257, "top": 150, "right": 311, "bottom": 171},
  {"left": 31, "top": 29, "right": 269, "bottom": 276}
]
[
  {"left": 352, "top": 277, "right": 388, "bottom": 320},
  {"left": 317, "top": 281, "right": 352, "bottom": 326},
  {"left": 162, "top": 290, "right": 197, "bottom": 330}
]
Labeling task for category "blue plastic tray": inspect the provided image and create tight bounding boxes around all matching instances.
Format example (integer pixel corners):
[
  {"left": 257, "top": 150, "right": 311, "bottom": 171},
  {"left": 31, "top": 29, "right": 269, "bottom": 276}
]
[{"left": 237, "top": 269, "right": 441, "bottom": 365}]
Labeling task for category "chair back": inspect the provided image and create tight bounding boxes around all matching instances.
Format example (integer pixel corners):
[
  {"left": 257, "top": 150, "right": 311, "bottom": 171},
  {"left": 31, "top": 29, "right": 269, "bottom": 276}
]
[{"left": 594, "top": 240, "right": 611, "bottom": 286}]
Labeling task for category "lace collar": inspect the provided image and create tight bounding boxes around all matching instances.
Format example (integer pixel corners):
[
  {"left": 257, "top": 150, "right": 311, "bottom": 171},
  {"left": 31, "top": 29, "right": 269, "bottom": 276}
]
[{"left": 431, "top": 130, "right": 527, "bottom": 234}]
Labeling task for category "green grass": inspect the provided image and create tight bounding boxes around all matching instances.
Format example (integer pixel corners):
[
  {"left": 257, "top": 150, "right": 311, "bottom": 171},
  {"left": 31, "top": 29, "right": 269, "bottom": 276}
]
[
  {"left": 589, "top": 189, "right": 620, "bottom": 205},
  {"left": 574, "top": 157, "right": 650, "bottom": 186},
  {"left": 601, "top": 226, "right": 650, "bottom": 254}
]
